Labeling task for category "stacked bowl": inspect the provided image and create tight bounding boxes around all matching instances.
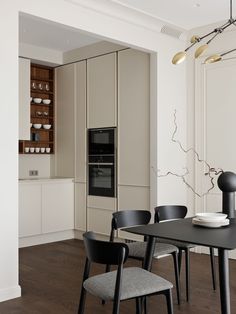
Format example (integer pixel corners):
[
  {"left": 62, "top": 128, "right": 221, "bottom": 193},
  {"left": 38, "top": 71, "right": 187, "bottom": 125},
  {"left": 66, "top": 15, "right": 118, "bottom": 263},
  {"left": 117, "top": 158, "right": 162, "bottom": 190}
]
[{"left": 192, "top": 213, "right": 229, "bottom": 228}]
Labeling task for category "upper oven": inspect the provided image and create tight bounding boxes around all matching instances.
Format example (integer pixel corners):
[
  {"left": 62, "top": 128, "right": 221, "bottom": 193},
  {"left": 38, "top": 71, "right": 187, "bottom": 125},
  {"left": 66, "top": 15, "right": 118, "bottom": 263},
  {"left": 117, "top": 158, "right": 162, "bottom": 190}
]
[
  {"left": 88, "top": 128, "right": 115, "bottom": 156},
  {"left": 88, "top": 127, "right": 116, "bottom": 197}
]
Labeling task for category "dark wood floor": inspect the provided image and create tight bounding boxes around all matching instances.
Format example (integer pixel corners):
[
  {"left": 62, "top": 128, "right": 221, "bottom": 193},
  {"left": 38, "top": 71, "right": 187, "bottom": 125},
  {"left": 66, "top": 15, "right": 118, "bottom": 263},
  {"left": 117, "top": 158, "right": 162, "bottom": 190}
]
[{"left": 0, "top": 240, "right": 236, "bottom": 313}]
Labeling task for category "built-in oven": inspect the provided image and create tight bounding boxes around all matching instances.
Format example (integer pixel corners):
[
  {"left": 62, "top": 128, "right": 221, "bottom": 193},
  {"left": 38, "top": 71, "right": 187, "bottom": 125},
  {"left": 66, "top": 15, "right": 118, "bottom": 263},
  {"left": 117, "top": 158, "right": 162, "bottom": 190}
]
[
  {"left": 88, "top": 128, "right": 116, "bottom": 197},
  {"left": 88, "top": 127, "right": 115, "bottom": 156}
]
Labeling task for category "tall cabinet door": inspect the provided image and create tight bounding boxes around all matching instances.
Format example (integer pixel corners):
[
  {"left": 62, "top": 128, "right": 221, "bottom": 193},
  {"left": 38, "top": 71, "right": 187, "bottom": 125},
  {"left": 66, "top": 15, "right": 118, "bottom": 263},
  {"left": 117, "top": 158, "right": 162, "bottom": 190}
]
[
  {"left": 118, "top": 49, "right": 150, "bottom": 240},
  {"left": 19, "top": 57, "right": 30, "bottom": 140},
  {"left": 55, "top": 63, "right": 75, "bottom": 177},
  {"left": 75, "top": 61, "right": 87, "bottom": 231},
  {"left": 87, "top": 52, "right": 117, "bottom": 128}
]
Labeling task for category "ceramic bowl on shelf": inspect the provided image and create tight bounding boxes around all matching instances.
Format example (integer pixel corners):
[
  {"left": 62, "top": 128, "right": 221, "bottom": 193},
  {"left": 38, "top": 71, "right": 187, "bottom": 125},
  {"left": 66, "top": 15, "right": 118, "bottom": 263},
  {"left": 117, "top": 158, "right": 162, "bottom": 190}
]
[
  {"left": 40, "top": 147, "right": 46, "bottom": 153},
  {"left": 24, "top": 147, "right": 30, "bottom": 153},
  {"left": 46, "top": 147, "right": 51, "bottom": 153},
  {"left": 29, "top": 147, "right": 35, "bottom": 153},
  {"left": 33, "top": 98, "right": 42, "bottom": 104},
  {"left": 43, "top": 124, "right": 51, "bottom": 130},
  {"left": 42, "top": 99, "right": 51, "bottom": 105},
  {"left": 33, "top": 124, "right": 42, "bottom": 129},
  {"left": 35, "top": 148, "right": 40, "bottom": 153}
]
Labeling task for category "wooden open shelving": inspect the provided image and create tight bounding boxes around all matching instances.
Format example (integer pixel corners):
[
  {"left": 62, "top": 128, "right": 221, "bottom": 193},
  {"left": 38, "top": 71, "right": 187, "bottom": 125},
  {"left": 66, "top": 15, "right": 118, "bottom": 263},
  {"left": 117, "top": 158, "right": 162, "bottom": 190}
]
[{"left": 19, "top": 63, "right": 55, "bottom": 154}]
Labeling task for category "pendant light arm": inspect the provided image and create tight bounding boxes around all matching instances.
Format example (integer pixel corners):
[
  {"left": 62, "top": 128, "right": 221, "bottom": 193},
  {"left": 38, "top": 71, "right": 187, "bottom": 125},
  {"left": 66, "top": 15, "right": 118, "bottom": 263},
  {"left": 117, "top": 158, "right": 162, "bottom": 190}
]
[{"left": 221, "top": 47, "right": 236, "bottom": 57}]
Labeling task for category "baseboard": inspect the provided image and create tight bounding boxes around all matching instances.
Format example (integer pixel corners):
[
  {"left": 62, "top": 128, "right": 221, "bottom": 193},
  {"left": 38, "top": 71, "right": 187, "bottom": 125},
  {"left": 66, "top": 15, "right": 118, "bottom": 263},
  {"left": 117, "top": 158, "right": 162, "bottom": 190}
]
[
  {"left": 74, "top": 229, "right": 84, "bottom": 240},
  {"left": 0, "top": 285, "right": 21, "bottom": 302},
  {"left": 19, "top": 230, "right": 75, "bottom": 248}
]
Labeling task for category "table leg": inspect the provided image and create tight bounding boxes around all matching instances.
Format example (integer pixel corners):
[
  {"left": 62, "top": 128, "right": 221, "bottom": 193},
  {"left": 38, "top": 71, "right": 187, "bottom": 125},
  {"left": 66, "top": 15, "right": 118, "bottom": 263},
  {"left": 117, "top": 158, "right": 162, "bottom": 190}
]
[
  {"left": 144, "top": 236, "right": 156, "bottom": 271},
  {"left": 218, "top": 248, "right": 231, "bottom": 314}
]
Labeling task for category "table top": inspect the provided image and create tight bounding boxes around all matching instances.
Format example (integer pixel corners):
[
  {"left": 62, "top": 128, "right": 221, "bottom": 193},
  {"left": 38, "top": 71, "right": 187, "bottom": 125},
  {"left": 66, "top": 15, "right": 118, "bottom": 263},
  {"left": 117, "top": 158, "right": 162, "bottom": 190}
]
[{"left": 124, "top": 218, "right": 236, "bottom": 250}]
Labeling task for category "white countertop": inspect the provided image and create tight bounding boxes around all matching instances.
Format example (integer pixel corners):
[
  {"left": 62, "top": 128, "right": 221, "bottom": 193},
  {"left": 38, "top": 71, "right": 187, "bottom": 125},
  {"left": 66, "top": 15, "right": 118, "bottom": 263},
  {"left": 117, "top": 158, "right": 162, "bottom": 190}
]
[{"left": 19, "top": 177, "right": 74, "bottom": 183}]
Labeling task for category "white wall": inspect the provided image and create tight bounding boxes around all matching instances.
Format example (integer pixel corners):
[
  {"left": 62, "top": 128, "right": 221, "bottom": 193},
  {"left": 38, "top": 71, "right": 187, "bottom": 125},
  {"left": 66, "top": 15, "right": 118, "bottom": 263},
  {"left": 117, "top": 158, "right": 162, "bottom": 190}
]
[
  {"left": 186, "top": 25, "right": 236, "bottom": 215},
  {"left": 0, "top": 0, "right": 187, "bottom": 302}
]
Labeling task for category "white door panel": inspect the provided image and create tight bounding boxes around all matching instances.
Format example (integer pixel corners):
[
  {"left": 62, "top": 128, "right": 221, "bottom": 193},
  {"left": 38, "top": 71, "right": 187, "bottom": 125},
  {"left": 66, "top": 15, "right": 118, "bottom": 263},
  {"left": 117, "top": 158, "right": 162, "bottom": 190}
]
[{"left": 195, "top": 58, "right": 236, "bottom": 259}]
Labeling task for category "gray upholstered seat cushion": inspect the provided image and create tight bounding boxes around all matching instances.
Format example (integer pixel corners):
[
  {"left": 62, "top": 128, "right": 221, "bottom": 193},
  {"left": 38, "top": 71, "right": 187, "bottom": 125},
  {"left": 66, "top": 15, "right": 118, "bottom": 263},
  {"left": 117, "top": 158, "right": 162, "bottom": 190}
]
[
  {"left": 155, "top": 238, "right": 195, "bottom": 249},
  {"left": 84, "top": 267, "right": 172, "bottom": 301},
  {"left": 127, "top": 241, "right": 178, "bottom": 259}
]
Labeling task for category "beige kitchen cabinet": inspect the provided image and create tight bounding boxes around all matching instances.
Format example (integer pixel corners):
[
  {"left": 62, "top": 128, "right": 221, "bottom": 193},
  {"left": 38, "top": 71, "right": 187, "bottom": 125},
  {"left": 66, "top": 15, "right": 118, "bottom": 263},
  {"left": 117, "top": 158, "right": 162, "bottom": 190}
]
[
  {"left": 118, "top": 49, "right": 150, "bottom": 187},
  {"left": 42, "top": 181, "right": 74, "bottom": 233},
  {"left": 117, "top": 49, "right": 150, "bottom": 240},
  {"left": 75, "top": 182, "right": 87, "bottom": 231},
  {"left": 75, "top": 61, "right": 87, "bottom": 182},
  {"left": 19, "top": 179, "right": 74, "bottom": 239},
  {"left": 55, "top": 63, "right": 75, "bottom": 177},
  {"left": 55, "top": 61, "right": 87, "bottom": 232},
  {"left": 19, "top": 183, "right": 42, "bottom": 238},
  {"left": 19, "top": 57, "right": 30, "bottom": 140},
  {"left": 87, "top": 196, "right": 116, "bottom": 236},
  {"left": 87, "top": 52, "right": 117, "bottom": 128},
  {"left": 55, "top": 61, "right": 87, "bottom": 181}
]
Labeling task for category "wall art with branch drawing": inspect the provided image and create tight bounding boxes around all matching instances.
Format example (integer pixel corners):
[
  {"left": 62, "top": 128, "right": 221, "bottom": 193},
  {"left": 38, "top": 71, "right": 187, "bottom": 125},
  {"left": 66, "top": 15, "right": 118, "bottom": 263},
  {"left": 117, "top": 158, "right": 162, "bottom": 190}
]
[{"left": 152, "top": 110, "right": 223, "bottom": 197}]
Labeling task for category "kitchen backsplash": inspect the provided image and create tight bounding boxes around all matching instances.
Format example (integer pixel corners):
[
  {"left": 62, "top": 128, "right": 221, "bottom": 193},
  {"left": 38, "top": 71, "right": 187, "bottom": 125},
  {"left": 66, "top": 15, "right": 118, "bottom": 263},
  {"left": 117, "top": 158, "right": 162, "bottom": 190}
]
[{"left": 19, "top": 155, "right": 54, "bottom": 179}]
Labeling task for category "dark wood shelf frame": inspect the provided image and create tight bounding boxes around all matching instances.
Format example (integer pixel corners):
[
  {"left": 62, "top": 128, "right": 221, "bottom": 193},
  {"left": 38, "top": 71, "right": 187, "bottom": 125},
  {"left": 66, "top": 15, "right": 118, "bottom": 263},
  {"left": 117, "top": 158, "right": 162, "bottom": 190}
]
[{"left": 19, "top": 63, "right": 55, "bottom": 155}]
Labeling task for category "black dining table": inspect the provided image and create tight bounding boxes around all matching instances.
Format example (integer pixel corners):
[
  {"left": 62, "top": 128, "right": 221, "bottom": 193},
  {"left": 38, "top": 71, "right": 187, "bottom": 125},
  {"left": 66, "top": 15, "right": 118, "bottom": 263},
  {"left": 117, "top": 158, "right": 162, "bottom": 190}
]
[{"left": 125, "top": 217, "right": 236, "bottom": 314}]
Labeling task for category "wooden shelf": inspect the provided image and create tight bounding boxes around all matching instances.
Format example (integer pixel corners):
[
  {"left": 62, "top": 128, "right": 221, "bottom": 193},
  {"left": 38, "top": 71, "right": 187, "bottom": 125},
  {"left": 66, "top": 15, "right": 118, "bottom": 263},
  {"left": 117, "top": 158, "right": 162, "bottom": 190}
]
[
  {"left": 31, "top": 89, "right": 53, "bottom": 95},
  {"left": 31, "top": 102, "right": 53, "bottom": 107},
  {"left": 22, "top": 141, "right": 54, "bottom": 144},
  {"left": 31, "top": 116, "right": 53, "bottom": 119},
  {"left": 19, "top": 63, "right": 54, "bottom": 155},
  {"left": 31, "top": 77, "right": 53, "bottom": 82},
  {"left": 31, "top": 128, "right": 54, "bottom": 132}
]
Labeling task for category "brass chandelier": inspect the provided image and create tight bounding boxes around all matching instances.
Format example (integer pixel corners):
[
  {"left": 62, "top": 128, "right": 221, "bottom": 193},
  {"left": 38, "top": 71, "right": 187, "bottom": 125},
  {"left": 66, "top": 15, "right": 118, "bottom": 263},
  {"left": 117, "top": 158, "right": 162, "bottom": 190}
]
[{"left": 172, "top": 0, "right": 236, "bottom": 65}]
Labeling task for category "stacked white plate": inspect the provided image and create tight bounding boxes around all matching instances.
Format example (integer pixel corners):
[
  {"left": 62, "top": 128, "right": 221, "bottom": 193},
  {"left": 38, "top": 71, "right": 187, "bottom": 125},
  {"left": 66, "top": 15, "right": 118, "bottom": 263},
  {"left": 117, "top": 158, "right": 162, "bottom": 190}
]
[{"left": 192, "top": 213, "right": 229, "bottom": 228}]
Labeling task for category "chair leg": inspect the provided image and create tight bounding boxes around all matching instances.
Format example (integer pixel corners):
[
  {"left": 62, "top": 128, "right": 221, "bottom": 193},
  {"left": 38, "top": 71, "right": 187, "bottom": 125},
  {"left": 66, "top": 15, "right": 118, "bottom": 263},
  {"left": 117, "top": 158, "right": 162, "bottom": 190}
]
[
  {"left": 172, "top": 251, "right": 181, "bottom": 305},
  {"left": 210, "top": 247, "right": 217, "bottom": 290},
  {"left": 136, "top": 298, "right": 142, "bottom": 314},
  {"left": 112, "top": 300, "right": 120, "bottom": 314},
  {"left": 178, "top": 249, "right": 182, "bottom": 274},
  {"left": 144, "top": 296, "right": 147, "bottom": 314},
  {"left": 78, "top": 287, "right": 87, "bottom": 314},
  {"left": 165, "top": 289, "right": 174, "bottom": 314},
  {"left": 185, "top": 248, "right": 190, "bottom": 302}
]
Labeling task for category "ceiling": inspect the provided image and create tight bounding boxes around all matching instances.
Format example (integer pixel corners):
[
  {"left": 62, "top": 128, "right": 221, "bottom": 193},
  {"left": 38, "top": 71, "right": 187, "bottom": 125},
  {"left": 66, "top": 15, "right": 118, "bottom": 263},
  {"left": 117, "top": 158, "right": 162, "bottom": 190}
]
[
  {"left": 20, "top": 0, "right": 236, "bottom": 52},
  {"left": 109, "top": 0, "right": 236, "bottom": 30},
  {"left": 19, "top": 14, "right": 101, "bottom": 52}
]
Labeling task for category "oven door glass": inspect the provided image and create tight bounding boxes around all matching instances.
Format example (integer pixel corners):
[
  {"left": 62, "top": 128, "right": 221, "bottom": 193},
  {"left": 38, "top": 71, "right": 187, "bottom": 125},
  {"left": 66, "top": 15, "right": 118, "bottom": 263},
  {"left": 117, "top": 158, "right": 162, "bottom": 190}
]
[{"left": 89, "top": 164, "right": 115, "bottom": 197}]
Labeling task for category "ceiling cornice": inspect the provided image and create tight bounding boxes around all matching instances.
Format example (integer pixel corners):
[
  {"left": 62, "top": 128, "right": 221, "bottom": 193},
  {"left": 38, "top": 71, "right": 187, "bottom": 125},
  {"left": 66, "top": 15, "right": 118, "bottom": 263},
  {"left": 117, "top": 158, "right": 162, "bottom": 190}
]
[{"left": 64, "top": 0, "right": 186, "bottom": 40}]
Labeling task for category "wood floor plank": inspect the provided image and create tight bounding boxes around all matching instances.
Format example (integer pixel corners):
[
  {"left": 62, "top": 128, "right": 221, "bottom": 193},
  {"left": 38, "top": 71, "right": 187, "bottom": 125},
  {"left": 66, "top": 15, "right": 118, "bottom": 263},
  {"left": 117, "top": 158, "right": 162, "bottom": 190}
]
[{"left": 0, "top": 239, "right": 235, "bottom": 313}]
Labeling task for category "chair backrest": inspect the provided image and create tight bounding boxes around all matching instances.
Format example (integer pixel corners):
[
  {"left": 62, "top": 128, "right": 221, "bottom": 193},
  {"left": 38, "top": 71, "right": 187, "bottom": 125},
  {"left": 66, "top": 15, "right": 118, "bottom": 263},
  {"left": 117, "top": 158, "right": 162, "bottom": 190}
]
[
  {"left": 112, "top": 210, "right": 151, "bottom": 231},
  {"left": 83, "top": 231, "right": 129, "bottom": 265},
  {"left": 154, "top": 205, "right": 187, "bottom": 223}
]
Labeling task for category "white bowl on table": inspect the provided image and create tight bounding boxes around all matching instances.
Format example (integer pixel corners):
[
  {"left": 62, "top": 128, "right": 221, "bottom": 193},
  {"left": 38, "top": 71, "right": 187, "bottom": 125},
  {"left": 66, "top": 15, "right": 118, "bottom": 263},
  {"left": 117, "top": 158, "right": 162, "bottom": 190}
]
[
  {"left": 33, "top": 124, "right": 42, "bottom": 129},
  {"left": 195, "top": 212, "right": 227, "bottom": 222},
  {"left": 43, "top": 124, "right": 51, "bottom": 130},
  {"left": 42, "top": 99, "right": 51, "bottom": 105},
  {"left": 33, "top": 98, "right": 42, "bottom": 104}
]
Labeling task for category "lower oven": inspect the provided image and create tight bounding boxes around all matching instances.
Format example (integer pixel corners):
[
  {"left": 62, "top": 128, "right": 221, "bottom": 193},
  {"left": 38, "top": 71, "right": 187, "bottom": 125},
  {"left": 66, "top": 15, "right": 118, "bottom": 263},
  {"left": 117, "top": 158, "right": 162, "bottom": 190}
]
[{"left": 88, "top": 161, "right": 115, "bottom": 197}]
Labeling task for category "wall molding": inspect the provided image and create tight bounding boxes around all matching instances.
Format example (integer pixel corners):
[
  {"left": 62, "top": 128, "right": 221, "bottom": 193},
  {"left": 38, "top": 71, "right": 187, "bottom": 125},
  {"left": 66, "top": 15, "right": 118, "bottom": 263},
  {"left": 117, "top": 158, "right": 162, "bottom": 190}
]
[{"left": 64, "top": 0, "right": 186, "bottom": 39}]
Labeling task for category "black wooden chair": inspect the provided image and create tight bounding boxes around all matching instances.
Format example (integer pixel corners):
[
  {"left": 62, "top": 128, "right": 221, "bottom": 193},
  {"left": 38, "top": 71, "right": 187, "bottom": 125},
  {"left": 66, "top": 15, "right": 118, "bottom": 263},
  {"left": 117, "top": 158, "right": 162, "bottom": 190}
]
[
  {"left": 107, "top": 209, "right": 180, "bottom": 305},
  {"left": 154, "top": 205, "right": 216, "bottom": 302},
  {"left": 78, "top": 231, "right": 174, "bottom": 314}
]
